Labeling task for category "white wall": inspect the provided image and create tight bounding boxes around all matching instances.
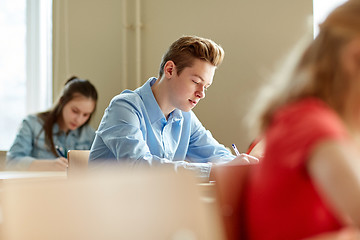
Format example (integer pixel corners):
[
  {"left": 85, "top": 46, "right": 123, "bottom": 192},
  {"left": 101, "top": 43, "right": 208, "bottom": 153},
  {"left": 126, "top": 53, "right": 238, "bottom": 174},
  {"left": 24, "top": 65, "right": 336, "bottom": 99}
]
[{"left": 53, "top": 0, "right": 313, "bottom": 151}]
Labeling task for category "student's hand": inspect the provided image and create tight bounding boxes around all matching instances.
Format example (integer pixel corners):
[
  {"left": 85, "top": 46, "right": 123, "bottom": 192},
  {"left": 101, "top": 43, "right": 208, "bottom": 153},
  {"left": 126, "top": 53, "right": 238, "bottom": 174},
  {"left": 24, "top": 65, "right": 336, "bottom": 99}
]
[
  {"left": 28, "top": 157, "right": 68, "bottom": 171},
  {"left": 209, "top": 153, "right": 259, "bottom": 181},
  {"left": 303, "top": 227, "right": 360, "bottom": 240},
  {"left": 55, "top": 157, "right": 69, "bottom": 169},
  {"left": 231, "top": 153, "right": 259, "bottom": 165}
]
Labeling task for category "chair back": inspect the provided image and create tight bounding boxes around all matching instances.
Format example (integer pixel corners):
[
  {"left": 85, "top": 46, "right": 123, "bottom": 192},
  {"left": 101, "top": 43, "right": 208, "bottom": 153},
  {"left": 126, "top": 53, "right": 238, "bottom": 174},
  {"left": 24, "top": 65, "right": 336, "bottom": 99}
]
[
  {"left": 67, "top": 150, "right": 90, "bottom": 175},
  {"left": 212, "top": 163, "right": 256, "bottom": 240}
]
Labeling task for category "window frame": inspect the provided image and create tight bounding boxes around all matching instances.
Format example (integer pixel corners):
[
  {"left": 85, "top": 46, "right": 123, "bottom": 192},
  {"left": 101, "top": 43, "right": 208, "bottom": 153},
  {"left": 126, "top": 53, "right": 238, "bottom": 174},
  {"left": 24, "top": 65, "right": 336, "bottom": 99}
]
[
  {"left": 26, "top": 0, "right": 53, "bottom": 114},
  {"left": 313, "top": 0, "right": 347, "bottom": 37},
  {"left": 0, "top": 0, "right": 53, "bottom": 151}
]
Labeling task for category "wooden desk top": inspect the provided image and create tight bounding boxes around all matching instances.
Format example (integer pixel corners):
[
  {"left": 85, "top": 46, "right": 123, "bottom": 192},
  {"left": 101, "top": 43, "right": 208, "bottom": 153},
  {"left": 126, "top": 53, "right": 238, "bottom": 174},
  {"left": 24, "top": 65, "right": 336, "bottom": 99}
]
[{"left": 0, "top": 171, "right": 67, "bottom": 180}]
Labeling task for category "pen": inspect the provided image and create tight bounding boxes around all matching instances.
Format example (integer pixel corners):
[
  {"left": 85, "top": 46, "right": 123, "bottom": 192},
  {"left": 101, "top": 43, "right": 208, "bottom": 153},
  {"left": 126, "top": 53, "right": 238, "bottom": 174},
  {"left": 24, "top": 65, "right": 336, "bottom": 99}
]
[
  {"left": 55, "top": 146, "right": 66, "bottom": 158},
  {"left": 232, "top": 144, "right": 241, "bottom": 156}
]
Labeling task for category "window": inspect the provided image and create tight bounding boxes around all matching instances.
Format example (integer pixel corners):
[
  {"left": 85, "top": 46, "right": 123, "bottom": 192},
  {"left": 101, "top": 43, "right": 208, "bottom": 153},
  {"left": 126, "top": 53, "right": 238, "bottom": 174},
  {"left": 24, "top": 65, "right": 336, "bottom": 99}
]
[
  {"left": 313, "top": 0, "right": 347, "bottom": 37},
  {"left": 0, "top": 0, "right": 52, "bottom": 151}
]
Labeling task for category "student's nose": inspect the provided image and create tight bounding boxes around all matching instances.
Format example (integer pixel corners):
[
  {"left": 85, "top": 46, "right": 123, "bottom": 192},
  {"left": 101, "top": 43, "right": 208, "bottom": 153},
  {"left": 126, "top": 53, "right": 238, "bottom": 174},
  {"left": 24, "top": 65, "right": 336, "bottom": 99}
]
[
  {"left": 196, "top": 87, "right": 205, "bottom": 99},
  {"left": 74, "top": 114, "right": 81, "bottom": 124}
]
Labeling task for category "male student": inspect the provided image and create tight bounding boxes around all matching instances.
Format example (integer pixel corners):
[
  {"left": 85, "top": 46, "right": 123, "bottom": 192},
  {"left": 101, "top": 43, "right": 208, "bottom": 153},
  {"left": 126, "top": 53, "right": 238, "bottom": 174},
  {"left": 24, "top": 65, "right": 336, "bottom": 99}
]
[{"left": 89, "top": 35, "right": 257, "bottom": 178}]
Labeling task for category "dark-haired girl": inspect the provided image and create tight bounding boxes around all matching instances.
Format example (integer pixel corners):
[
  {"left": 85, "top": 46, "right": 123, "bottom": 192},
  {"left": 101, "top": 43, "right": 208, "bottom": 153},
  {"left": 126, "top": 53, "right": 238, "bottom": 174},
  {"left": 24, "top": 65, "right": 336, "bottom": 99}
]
[{"left": 6, "top": 76, "right": 98, "bottom": 171}]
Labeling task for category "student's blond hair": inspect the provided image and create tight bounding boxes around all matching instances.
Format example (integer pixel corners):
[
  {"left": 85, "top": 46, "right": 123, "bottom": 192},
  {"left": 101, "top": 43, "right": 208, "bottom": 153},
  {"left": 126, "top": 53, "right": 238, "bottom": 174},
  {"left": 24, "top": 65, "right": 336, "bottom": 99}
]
[
  {"left": 158, "top": 35, "right": 224, "bottom": 78},
  {"left": 248, "top": 0, "right": 360, "bottom": 135}
]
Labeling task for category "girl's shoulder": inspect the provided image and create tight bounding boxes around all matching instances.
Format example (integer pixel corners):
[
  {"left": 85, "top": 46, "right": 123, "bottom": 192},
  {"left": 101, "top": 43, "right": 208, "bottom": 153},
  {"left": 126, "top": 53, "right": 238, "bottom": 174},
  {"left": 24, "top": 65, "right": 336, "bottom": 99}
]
[{"left": 23, "top": 114, "right": 44, "bottom": 127}]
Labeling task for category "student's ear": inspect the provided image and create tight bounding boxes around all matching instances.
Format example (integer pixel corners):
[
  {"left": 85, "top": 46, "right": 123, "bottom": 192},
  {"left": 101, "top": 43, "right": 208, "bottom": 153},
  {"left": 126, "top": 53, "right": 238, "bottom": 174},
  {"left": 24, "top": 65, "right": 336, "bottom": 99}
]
[{"left": 163, "top": 60, "right": 177, "bottom": 79}]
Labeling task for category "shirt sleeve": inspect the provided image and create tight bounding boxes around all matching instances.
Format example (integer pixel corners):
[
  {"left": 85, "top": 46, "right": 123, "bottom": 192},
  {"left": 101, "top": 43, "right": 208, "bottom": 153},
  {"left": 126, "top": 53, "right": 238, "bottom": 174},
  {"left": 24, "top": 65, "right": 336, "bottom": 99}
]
[
  {"left": 94, "top": 97, "right": 215, "bottom": 178},
  {"left": 6, "top": 116, "right": 37, "bottom": 170},
  {"left": 186, "top": 111, "right": 235, "bottom": 164}
]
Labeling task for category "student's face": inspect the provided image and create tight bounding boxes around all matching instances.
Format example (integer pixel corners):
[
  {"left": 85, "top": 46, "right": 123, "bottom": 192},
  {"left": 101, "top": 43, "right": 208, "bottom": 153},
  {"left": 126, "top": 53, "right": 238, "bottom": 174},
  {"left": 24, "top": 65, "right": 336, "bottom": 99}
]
[
  {"left": 59, "top": 95, "right": 95, "bottom": 132},
  {"left": 169, "top": 59, "right": 215, "bottom": 112}
]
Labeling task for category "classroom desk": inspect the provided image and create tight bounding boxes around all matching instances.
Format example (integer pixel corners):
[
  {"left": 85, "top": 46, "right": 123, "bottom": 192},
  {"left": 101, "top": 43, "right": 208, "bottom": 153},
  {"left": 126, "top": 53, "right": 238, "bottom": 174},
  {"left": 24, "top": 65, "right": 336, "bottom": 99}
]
[
  {"left": 198, "top": 182, "right": 217, "bottom": 202},
  {"left": 0, "top": 171, "right": 68, "bottom": 239},
  {"left": 0, "top": 171, "right": 68, "bottom": 200},
  {"left": 0, "top": 171, "right": 67, "bottom": 181},
  {"left": 0, "top": 169, "right": 225, "bottom": 240}
]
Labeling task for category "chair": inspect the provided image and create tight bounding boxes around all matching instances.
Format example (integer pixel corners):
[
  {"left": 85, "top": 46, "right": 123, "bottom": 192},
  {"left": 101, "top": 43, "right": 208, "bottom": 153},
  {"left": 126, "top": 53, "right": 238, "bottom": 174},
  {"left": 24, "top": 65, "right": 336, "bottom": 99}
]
[
  {"left": 67, "top": 150, "right": 90, "bottom": 175},
  {"left": 212, "top": 163, "right": 256, "bottom": 240}
]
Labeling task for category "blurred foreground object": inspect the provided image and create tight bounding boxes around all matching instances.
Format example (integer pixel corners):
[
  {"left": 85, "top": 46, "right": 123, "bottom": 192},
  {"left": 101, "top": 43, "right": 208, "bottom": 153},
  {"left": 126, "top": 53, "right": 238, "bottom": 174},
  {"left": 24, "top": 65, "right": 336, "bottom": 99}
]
[
  {"left": 212, "top": 161, "right": 257, "bottom": 240},
  {"left": 1, "top": 167, "right": 224, "bottom": 240}
]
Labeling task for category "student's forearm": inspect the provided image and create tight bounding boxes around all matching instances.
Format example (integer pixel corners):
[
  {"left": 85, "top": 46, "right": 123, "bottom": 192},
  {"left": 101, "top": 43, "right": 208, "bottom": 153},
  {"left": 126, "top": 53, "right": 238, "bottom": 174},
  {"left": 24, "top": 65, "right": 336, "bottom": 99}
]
[{"left": 6, "top": 156, "right": 36, "bottom": 171}]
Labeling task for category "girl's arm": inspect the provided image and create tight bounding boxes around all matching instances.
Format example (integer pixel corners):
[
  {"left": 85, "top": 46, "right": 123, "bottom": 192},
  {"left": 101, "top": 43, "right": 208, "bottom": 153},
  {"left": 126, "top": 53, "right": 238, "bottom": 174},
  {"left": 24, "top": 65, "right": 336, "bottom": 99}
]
[{"left": 308, "top": 140, "right": 360, "bottom": 226}]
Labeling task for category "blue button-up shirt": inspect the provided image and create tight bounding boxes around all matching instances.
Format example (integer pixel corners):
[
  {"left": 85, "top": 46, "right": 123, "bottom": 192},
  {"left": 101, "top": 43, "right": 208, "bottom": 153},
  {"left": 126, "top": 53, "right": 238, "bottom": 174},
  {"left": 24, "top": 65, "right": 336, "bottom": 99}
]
[
  {"left": 6, "top": 114, "right": 95, "bottom": 170},
  {"left": 89, "top": 78, "right": 235, "bottom": 177}
]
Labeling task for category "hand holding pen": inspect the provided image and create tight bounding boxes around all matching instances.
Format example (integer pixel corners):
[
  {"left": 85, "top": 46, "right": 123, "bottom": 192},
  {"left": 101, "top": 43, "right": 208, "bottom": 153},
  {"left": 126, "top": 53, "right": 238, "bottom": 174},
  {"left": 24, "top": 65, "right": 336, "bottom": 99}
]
[
  {"left": 55, "top": 146, "right": 69, "bottom": 168},
  {"left": 56, "top": 146, "right": 66, "bottom": 158},
  {"left": 232, "top": 143, "right": 259, "bottom": 164}
]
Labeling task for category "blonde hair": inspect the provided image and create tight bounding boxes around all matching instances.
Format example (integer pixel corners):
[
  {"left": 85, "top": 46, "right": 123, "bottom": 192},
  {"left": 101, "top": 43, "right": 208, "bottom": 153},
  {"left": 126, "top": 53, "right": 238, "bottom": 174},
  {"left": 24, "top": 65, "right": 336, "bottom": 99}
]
[
  {"left": 158, "top": 35, "right": 224, "bottom": 78},
  {"left": 248, "top": 0, "right": 360, "bottom": 135}
]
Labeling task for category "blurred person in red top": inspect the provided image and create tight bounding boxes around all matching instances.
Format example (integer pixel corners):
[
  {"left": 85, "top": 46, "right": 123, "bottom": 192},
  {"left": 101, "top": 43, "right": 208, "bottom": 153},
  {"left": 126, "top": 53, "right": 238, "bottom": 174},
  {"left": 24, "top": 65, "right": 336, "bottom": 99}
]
[{"left": 244, "top": 1, "right": 360, "bottom": 239}]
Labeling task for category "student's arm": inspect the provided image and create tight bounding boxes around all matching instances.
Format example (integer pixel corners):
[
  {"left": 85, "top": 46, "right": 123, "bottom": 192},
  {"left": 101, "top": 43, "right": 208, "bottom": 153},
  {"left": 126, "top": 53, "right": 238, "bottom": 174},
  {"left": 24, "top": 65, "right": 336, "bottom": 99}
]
[
  {"left": 95, "top": 97, "right": 159, "bottom": 163},
  {"left": 308, "top": 140, "right": 360, "bottom": 227},
  {"left": 6, "top": 116, "right": 68, "bottom": 171},
  {"left": 186, "top": 111, "right": 238, "bottom": 164},
  {"left": 6, "top": 117, "right": 38, "bottom": 170},
  {"left": 185, "top": 112, "right": 259, "bottom": 180}
]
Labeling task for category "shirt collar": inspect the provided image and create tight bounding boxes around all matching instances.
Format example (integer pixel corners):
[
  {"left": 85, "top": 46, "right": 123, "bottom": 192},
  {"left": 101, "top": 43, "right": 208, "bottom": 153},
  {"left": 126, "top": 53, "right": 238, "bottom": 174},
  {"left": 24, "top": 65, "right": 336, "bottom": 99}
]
[
  {"left": 169, "top": 109, "right": 183, "bottom": 123},
  {"left": 136, "top": 77, "right": 183, "bottom": 124}
]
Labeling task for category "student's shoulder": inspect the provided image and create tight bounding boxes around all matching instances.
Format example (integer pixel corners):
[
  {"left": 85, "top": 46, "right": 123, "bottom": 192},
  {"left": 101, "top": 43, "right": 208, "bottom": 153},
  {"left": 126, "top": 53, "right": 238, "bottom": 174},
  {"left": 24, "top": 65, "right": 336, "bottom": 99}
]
[
  {"left": 110, "top": 90, "right": 143, "bottom": 106},
  {"left": 106, "top": 91, "right": 147, "bottom": 115},
  {"left": 18, "top": 114, "right": 44, "bottom": 133},
  {"left": 23, "top": 114, "right": 43, "bottom": 126}
]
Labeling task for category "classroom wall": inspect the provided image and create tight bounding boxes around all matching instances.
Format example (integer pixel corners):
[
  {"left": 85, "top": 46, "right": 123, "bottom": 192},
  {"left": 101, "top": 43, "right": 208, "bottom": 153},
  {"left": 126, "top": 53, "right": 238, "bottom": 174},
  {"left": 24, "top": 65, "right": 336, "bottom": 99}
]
[{"left": 53, "top": 0, "right": 313, "bottom": 152}]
